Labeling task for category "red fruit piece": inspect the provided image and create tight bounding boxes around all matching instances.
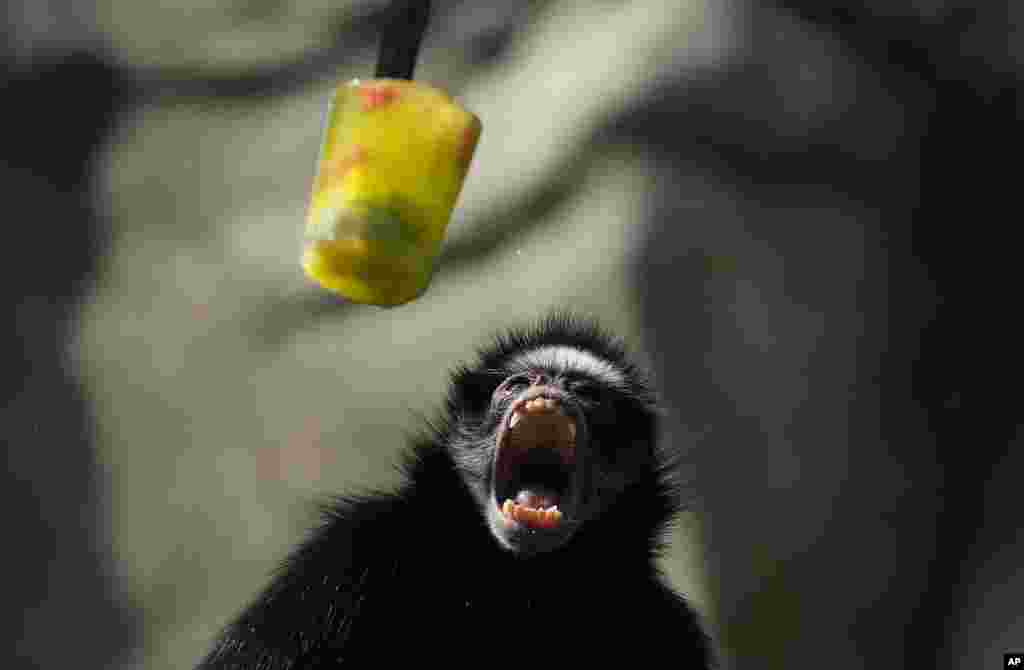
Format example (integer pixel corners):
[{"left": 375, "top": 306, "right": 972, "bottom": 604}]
[{"left": 360, "top": 85, "right": 400, "bottom": 111}]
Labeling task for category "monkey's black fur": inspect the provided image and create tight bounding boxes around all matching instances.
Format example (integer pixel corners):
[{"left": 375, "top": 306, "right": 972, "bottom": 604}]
[{"left": 197, "top": 315, "right": 711, "bottom": 668}]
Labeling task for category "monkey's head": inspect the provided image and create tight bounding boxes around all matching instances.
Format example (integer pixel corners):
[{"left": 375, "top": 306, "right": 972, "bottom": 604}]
[{"left": 445, "top": 314, "right": 660, "bottom": 556}]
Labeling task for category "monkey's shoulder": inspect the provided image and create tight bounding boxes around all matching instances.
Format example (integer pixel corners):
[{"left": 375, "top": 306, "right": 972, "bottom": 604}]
[{"left": 196, "top": 492, "right": 411, "bottom": 668}]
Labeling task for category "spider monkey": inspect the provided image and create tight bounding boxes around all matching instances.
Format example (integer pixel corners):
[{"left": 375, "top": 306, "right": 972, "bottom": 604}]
[{"left": 197, "top": 314, "right": 711, "bottom": 668}]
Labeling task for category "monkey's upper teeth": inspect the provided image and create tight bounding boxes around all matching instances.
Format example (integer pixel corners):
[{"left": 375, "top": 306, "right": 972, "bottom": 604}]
[{"left": 507, "top": 402, "right": 576, "bottom": 450}]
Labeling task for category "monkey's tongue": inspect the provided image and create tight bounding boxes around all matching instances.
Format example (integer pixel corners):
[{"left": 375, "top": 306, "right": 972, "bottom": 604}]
[{"left": 515, "top": 487, "right": 560, "bottom": 509}]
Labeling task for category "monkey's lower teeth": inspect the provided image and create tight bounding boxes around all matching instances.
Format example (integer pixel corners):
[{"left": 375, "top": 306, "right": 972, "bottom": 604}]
[{"left": 502, "top": 499, "right": 563, "bottom": 529}]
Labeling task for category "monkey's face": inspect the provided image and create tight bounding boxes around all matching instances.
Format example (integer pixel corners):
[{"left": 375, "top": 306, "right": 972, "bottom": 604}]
[{"left": 451, "top": 343, "right": 658, "bottom": 556}]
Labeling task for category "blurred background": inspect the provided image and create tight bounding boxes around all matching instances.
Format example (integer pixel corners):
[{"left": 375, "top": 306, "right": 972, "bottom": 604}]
[{"left": 2, "top": 1, "right": 1020, "bottom": 669}]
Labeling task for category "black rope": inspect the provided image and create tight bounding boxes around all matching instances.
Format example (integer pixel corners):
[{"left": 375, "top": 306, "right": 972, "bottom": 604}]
[{"left": 374, "top": 0, "right": 433, "bottom": 80}]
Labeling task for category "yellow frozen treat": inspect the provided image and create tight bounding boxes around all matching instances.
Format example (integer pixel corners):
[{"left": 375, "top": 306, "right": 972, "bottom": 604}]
[{"left": 303, "top": 78, "right": 481, "bottom": 306}]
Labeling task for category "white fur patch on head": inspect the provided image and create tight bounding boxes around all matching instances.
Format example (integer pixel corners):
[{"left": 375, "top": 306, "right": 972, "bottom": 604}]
[{"left": 512, "top": 346, "right": 626, "bottom": 386}]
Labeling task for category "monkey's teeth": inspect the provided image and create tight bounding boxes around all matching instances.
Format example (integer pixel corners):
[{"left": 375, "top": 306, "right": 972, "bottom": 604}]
[
  {"left": 522, "top": 398, "right": 558, "bottom": 413},
  {"left": 508, "top": 400, "right": 577, "bottom": 449},
  {"left": 501, "top": 499, "right": 564, "bottom": 529}
]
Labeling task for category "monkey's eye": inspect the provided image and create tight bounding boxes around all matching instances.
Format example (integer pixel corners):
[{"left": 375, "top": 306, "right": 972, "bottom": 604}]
[
  {"left": 494, "top": 374, "right": 530, "bottom": 400},
  {"left": 569, "top": 380, "right": 602, "bottom": 403}
]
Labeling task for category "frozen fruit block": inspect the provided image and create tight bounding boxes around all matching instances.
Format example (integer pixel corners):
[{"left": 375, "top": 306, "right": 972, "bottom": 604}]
[{"left": 303, "top": 78, "right": 481, "bottom": 306}]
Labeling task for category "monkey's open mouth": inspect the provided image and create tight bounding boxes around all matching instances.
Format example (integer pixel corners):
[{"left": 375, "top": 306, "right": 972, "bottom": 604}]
[{"left": 494, "top": 396, "right": 578, "bottom": 532}]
